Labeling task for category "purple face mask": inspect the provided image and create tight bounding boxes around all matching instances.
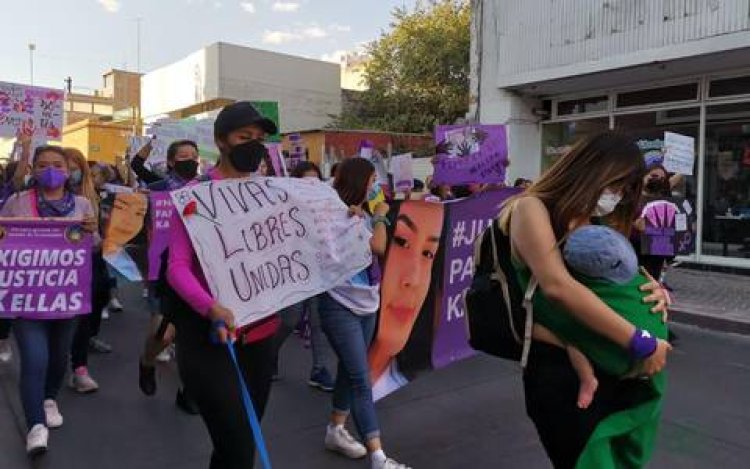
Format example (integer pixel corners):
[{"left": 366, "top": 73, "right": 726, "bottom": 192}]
[{"left": 36, "top": 167, "right": 69, "bottom": 190}]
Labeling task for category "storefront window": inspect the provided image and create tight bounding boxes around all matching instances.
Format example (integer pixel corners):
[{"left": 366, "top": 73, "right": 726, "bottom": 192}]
[
  {"left": 702, "top": 102, "right": 750, "bottom": 259},
  {"left": 540, "top": 118, "right": 609, "bottom": 170},
  {"left": 614, "top": 108, "right": 699, "bottom": 204}
]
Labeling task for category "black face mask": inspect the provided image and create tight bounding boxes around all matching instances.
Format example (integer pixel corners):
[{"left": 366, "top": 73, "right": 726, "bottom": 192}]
[
  {"left": 227, "top": 140, "right": 268, "bottom": 173},
  {"left": 645, "top": 178, "right": 669, "bottom": 195},
  {"left": 172, "top": 160, "right": 199, "bottom": 180}
]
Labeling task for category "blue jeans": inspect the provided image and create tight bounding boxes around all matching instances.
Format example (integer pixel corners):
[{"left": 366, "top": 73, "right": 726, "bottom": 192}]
[
  {"left": 319, "top": 293, "right": 380, "bottom": 441},
  {"left": 13, "top": 318, "right": 79, "bottom": 428}
]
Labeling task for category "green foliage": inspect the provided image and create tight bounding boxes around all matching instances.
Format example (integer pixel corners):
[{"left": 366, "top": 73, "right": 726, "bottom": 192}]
[{"left": 332, "top": 0, "right": 470, "bottom": 134}]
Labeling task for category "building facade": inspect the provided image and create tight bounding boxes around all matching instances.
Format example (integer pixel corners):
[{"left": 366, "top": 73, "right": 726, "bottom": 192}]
[
  {"left": 474, "top": 0, "right": 750, "bottom": 268},
  {"left": 141, "top": 42, "right": 342, "bottom": 132}
]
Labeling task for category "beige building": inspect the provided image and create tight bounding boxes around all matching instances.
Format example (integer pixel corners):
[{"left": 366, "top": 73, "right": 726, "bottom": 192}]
[
  {"left": 64, "top": 69, "right": 141, "bottom": 125},
  {"left": 62, "top": 69, "right": 142, "bottom": 162}
]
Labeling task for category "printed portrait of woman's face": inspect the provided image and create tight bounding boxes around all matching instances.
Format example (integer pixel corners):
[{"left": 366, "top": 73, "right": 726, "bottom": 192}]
[{"left": 371, "top": 201, "right": 445, "bottom": 380}]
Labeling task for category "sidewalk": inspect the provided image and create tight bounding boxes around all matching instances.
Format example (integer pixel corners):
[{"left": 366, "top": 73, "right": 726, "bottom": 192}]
[{"left": 668, "top": 267, "right": 750, "bottom": 335}]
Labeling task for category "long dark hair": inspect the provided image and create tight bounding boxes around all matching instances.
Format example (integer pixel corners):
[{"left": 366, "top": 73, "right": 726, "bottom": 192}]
[
  {"left": 291, "top": 161, "right": 322, "bottom": 180},
  {"left": 333, "top": 158, "right": 375, "bottom": 208},
  {"left": 502, "top": 132, "right": 645, "bottom": 238}
]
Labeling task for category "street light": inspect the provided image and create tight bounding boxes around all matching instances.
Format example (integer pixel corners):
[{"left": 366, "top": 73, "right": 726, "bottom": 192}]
[{"left": 28, "top": 43, "right": 36, "bottom": 86}]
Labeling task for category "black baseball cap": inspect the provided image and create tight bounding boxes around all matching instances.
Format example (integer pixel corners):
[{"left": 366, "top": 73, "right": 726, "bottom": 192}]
[{"left": 214, "top": 101, "right": 278, "bottom": 139}]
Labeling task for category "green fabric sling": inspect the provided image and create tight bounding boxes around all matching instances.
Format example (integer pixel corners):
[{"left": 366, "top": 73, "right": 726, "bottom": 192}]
[{"left": 516, "top": 266, "right": 668, "bottom": 469}]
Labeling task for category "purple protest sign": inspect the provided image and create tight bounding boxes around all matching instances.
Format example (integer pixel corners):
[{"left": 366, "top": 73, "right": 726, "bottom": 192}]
[
  {"left": 0, "top": 219, "right": 92, "bottom": 319},
  {"left": 432, "top": 188, "right": 518, "bottom": 369},
  {"left": 147, "top": 192, "right": 174, "bottom": 281},
  {"left": 265, "top": 143, "right": 287, "bottom": 177},
  {"left": 639, "top": 198, "right": 695, "bottom": 257},
  {"left": 432, "top": 125, "right": 509, "bottom": 186}
]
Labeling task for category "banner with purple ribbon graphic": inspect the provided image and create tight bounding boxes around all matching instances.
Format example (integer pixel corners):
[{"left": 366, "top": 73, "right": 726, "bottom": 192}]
[
  {"left": 0, "top": 219, "right": 92, "bottom": 319},
  {"left": 432, "top": 125, "right": 509, "bottom": 186},
  {"left": 148, "top": 192, "right": 174, "bottom": 281},
  {"left": 640, "top": 197, "right": 696, "bottom": 257}
]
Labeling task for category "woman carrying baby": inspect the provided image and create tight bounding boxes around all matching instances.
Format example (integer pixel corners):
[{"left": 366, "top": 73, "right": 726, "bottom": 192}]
[{"left": 499, "top": 132, "right": 672, "bottom": 469}]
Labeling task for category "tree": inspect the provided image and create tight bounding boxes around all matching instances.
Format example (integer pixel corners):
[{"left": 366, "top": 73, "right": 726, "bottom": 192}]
[{"left": 333, "top": 0, "right": 470, "bottom": 134}]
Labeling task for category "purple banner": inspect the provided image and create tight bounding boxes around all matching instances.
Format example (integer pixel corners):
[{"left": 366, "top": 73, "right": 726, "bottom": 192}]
[
  {"left": 0, "top": 219, "right": 92, "bottom": 319},
  {"left": 147, "top": 192, "right": 174, "bottom": 281},
  {"left": 432, "top": 188, "right": 519, "bottom": 369},
  {"left": 432, "top": 125, "right": 509, "bottom": 186}
]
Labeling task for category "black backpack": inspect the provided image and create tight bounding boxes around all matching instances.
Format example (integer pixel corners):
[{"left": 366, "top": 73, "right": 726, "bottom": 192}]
[{"left": 464, "top": 218, "right": 538, "bottom": 365}]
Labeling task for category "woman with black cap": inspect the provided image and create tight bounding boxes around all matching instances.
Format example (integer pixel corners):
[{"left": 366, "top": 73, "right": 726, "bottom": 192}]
[{"left": 164, "top": 101, "right": 281, "bottom": 468}]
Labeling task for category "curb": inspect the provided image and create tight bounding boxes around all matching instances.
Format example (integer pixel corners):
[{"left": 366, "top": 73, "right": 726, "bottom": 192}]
[{"left": 670, "top": 307, "right": 750, "bottom": 336}]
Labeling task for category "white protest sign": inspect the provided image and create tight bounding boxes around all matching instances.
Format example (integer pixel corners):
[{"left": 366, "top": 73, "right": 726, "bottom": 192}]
[
  {"left": 145, "top": 119, "right": 218, "bottom": 166},
  {"left": 0, "top": 81, "right": 65, "bottom": 139},
  {"left": 663, "top": 132, "right": 695, "bottom": 176},
  {"left": 390, "top": 153, "right": 414, "bottom": 192},
  {"left": 170, "top": 177, "right": 372, "bottom": 327},
  {"left": 128, "top": 136, "right": 152, "bottom": 157}
]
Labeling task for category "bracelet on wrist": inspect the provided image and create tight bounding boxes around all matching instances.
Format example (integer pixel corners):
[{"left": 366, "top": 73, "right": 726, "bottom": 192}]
[
  {"left": 371, "top": 215, "right": 390, "bottom": 228},
  {"left": 628, "top": 328, "right": 658, "bottom": 361}
]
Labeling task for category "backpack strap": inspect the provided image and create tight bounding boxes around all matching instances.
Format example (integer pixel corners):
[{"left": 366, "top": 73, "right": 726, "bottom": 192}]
[
  {"left": 520, "top": 277, "right": 538, "bottom": 368},
  {"left": 489, "top": 221, "right": 522, "bottom": 345}
]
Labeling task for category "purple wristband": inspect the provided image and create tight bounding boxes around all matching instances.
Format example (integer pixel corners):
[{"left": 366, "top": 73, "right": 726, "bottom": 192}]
[{"left": 629, "top": 329, "right": 658, "bottom": 360}]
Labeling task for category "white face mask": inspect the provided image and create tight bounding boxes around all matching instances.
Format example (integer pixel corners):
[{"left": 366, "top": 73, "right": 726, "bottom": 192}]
[{"left": 593, "top": 190, "right": 623, "bottom": 217}]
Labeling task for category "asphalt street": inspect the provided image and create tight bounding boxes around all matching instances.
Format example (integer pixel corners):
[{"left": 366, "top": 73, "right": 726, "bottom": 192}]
[{"left": 1, "top": 284, "right": 749, "bottom": 469}]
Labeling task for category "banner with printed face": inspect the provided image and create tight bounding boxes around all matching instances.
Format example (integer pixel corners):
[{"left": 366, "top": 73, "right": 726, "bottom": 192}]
[
  {"left": 369, "top": 188, "right": 518, "bottom": 401},
  {"left": 102, "top": 193, "right": 148, "bottom": 281},
  {"left": 432, "top": 125, "right": 508, "bottom": 186},
  {"left": 170, "top": 177, "right": 372, "bottom": 327},
  {"left": 0, "top": 82, "right": 65, "bottom": 139},
  {"left": 0, "top": 219, "right": 92, "bottom": 319}
]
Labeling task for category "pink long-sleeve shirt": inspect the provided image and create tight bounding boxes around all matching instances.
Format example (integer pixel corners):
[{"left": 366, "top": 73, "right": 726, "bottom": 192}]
[{"left": 166, "top": 169, "right": 279, "bottom": 343}]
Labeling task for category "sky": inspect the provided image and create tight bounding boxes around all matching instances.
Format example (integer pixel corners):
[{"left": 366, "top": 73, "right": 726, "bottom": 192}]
[{"left": 0, "top": 0, "right": 417, "bottom": 92}]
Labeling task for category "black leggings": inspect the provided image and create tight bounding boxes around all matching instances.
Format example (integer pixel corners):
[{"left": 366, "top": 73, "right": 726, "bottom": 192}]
[
  {"left": 523, "top": 341, "right": 652, "bottom": 469},
  {"left": 173, "top": 305, "right": 275, "bottom": 469},
  {"left": 71, "top": 253, "right": 110, "bottom": 370},
  {"left": 0, "top": 318, "right": 11, "bottom": 340}
]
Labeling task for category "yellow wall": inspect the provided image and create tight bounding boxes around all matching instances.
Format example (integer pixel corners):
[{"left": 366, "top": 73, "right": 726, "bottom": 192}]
[
  {"left": 281, "top": 132, "right": 325, "bottom": 166},
  {"left": 63, "top": 120, "right": 133, "bottom": 163}
]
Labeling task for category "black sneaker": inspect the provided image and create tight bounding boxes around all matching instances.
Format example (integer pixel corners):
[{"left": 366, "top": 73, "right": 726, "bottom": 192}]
[
  {"left": 308, "top": 368, "right": 335, "bottom": 392},
  {"left": 138, "top": 360, "right": 157, "bottom": 396},
  {"left": 175, "top": 388, "right": 200, "bottom": 415}
]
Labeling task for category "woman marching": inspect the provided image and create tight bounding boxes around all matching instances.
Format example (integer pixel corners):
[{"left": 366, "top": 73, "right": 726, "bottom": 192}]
[
  {"left": 0, "top": 145, "right": 98, "bottom": 455},
  {"left": 320, "top": 157, "right": 411, "bottom": 469},
  {"left": 164, "top": 102, "right": 281, "bottom": 468},
  {"left": 499, "top": 132, "right": 672, "bottom": 468},
  {"left": 64, "top": 148, "right": 109, "bottom": 394}
]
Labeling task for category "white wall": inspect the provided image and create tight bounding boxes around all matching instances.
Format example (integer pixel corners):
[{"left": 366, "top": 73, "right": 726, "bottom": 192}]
[
  {"left": 140, "top": 47, "right": 218, "bottom": 121},
  {"left": 475, "top": 0, "right": 750, "bottom": 181},
  {"left": 491, "top": 0, "right": 750, "bottom": 87},
  {"left": 141, "top": 42, "right": 341, "bottom": 132},
  {"left": 216, "top": 43, "right": 341, "bottom": 132},
  {"left": 474, "top": 0, "right": 542, "bottom": 181}
]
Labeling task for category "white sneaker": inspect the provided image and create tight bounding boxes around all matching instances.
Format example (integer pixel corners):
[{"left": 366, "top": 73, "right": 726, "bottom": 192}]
[
  {"left": 109, "top": 298, "right": 124, "bottom": 312},
  {"left": 325, "top": 424, "right": 367, "bottom": 459},
  {"left": 155, "top": 347, "right": 172, "bottom": 363},
  {"left": 0, "top": 339, "right": 12, "bottom": 364},
  {"left": 26, "top": 424, "right": 48, "bottom": 456},
  {"left": 373, "top": 458, "right": 411, "bottom": 469},
  {"left": 69, "top": 368, "right": 100, "bottom": 393},
  {"left": 142, "top": 288, "right": 149, "bottom": 299},
  {"left": 43, "top": 400, "right": 63, "bottom": 428},
  {"left": 101, "top": 307, "right": 110, "bottom": 320}
]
